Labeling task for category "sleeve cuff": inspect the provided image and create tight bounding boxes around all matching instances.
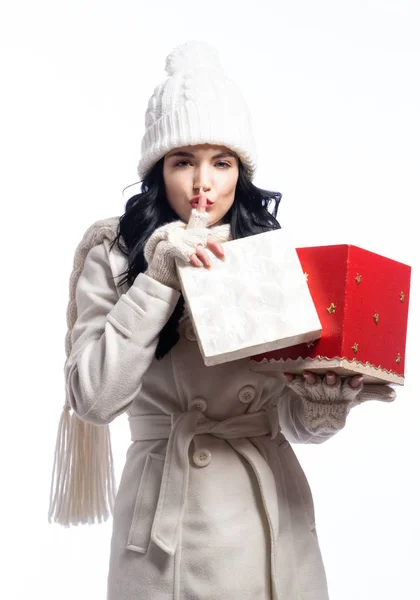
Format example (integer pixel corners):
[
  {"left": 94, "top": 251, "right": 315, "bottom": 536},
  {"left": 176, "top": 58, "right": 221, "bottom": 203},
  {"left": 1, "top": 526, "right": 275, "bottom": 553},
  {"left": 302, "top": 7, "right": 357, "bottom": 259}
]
[
  {"left": 132, "top": 273, "right": 181, "bottom": 305},
  {"left": 106, "top": 273, "right": 180, "bottom": 340}
]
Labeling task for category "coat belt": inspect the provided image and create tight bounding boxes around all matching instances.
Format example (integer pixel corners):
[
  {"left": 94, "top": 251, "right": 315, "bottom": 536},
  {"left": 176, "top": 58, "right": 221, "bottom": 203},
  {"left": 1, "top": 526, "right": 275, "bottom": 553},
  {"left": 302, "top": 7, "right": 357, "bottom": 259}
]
[{"left": 128, "top": 409, "right": 283, "bottom": 557}]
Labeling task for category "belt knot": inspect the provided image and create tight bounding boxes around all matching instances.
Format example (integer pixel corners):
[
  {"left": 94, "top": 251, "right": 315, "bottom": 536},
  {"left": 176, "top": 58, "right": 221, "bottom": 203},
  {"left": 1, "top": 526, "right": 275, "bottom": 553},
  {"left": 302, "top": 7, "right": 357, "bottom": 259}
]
[{"left": 128, "top": 406, "right": 280, "bottom": 556}]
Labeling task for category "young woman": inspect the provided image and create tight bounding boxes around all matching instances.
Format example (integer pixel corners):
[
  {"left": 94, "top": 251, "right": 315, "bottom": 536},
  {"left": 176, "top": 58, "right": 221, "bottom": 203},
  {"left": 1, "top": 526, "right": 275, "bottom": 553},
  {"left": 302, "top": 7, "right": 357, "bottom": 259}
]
[{"left": 49, "top": 41, "right": 396, "bottom": 600}]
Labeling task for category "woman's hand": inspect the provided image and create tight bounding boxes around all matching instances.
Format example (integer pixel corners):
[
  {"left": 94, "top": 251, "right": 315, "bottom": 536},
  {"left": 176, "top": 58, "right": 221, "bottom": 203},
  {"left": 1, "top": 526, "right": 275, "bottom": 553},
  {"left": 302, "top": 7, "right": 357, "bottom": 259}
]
[
  {"left": 282, "top": 370, "right": 364, "bottom": 433},
  {"left": 283, "top": 370, "right": 396, "bottom": 433},
  {"left": 144, "top": 188, "right": 229, "bottom": 289},
  {"left": 284, "top": 370, "right": 396, "bottom": 404},
  {"left": 188, "top": 189, "right": 225, "bottom": 268},
  {"left": 284, "top": 371, "right": 364, "bottom": 404},
  {"left": 284, "top": 371, "right": 363, "bottom": 392}
]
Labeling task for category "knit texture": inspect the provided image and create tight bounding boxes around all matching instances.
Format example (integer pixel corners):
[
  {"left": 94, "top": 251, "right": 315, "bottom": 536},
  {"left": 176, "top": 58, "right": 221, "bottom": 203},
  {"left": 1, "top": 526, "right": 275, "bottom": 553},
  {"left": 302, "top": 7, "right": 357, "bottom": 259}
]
[
  {"left": 286, "top": 374, "right": 396, "bottom": 433},
  {"left": 144, "top": 210, "right": 231, "bottom": 290},
  {"left": 65, "top": 217, "right": 120, "bottom": 359},
  {"left": 137, "top": 41, "right": 257, "bottom": 180},
  {"left": 49, "top": 216, "right": 120, "bottom": 526}
]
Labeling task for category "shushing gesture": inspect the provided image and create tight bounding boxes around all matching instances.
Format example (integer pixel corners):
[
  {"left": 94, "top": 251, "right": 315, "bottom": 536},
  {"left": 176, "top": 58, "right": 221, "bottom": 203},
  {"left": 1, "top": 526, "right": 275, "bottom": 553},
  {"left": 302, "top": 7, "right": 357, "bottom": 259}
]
[
  {"left": 188, "top": 189, "right": 225, "bottom": 268},
  {"left": 144, "top": 188, "right": 230, "bottom": 290}
]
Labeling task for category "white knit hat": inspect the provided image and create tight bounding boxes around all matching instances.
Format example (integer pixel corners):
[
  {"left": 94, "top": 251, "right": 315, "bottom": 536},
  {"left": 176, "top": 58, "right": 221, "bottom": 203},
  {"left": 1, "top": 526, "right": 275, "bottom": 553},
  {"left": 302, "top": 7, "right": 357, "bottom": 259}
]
[{"left": 137, "top": 41, "right": 257, "bottom": 180}]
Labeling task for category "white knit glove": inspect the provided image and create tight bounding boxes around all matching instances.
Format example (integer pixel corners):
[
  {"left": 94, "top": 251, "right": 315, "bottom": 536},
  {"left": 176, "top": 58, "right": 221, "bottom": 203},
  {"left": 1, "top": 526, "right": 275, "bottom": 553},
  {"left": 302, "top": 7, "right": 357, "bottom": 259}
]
[
  {"left": 144, "top": 209, "right": 231, "bottom": 290},
  {"left": 285, "top": 373, "right": 396, "bottom": 433}
]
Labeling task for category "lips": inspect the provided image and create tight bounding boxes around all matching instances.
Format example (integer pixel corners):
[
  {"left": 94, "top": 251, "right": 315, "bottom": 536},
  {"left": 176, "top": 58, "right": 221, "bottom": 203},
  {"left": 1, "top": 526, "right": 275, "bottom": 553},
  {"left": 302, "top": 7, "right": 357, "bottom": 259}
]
[
  {"left": 190, "top": 196, "right": 214, "bottom": 208},
  {"left": 190, "top": 201, "right": 214, "bottom": 208}
]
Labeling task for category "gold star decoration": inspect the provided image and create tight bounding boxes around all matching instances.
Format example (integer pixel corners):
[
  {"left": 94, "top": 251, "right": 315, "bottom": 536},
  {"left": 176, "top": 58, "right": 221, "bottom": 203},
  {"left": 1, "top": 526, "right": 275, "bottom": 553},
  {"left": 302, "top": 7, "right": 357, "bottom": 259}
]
[
  {"left": 327, "top": 303, "right": 337, "bottom": 314},
  {"left": 355, "top": 273, "right": 362, "bottom": 285},
  {"left": 373, "top": 313, "right": 379, "bottom": 325},
  {"left": 400, "top": 291, "right": 405, "bottom": 303},
  {"left": 352, "top": 343, "right": 359, "bottom": 354},
  {"left": 304, "top": 272, "right": 309, "bottom": 282},
  {"left": 396, "top": 353, "right": 401, "bottom": 364}
]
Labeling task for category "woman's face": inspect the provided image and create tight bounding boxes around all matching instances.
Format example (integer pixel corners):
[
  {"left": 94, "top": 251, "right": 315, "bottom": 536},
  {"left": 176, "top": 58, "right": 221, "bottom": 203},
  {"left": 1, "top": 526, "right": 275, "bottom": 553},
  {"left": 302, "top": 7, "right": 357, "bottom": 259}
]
[{"left": 163, "top": 144, "right": 239, "bottom": 226}]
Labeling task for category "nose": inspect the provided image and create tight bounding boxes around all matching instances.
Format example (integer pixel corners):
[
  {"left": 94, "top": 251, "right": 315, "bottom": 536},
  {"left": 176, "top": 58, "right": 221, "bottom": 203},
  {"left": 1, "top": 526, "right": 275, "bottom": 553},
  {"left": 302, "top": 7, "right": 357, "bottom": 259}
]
[
  {"left": 193, "top": 166, "right": 211, "bottom": 194},
  {"left": 193, "top": 183, "right": 210, "bottom": 194}
]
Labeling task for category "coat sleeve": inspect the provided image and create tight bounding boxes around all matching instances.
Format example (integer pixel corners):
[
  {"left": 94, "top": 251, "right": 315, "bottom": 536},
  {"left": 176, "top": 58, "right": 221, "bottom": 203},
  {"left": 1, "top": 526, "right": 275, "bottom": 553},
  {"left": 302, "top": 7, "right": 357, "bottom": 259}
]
[
  {"left": 274, "top": 385, "right": 351, "bottom": 444},
  {"left": 65, "top": 241, "right": 180, "bottom": 425}
]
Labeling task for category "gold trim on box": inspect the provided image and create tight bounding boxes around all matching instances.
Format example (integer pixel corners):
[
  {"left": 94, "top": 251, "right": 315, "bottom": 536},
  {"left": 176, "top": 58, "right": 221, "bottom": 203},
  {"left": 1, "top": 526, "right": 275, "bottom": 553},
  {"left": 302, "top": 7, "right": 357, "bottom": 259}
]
[{"left": 250, "top": 355, "right": 404, "bottom": 385}]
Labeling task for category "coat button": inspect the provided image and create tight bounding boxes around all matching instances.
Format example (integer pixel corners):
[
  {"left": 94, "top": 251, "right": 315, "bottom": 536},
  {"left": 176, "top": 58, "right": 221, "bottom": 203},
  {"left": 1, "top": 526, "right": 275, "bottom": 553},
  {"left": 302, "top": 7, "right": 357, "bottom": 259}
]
[
  {"left": 188, "top": 398, "right": 208, "bottom": 412},
  {"left": 238, "top": 385, "right": 257, "bottom": 404},
  {"left": 184, "top": 322, "right": 197, "bottom": 342},
  {"left": 193, "top": 448, "right": 212, "bottom": 467}
]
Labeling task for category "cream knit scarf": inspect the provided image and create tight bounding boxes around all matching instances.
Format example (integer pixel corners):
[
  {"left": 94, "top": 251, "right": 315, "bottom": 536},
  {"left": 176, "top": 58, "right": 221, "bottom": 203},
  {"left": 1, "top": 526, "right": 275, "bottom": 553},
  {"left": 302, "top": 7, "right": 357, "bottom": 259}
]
[{"left": 48, "top": 216, "right": 120, "bottom": 527}]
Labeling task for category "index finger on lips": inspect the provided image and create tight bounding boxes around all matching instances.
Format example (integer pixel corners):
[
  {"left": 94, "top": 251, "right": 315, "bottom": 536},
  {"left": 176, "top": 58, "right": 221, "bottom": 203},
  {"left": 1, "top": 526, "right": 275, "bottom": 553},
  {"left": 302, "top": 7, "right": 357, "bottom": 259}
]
[
  {"left": 186, "top": 188, "right": 210, "bottom": 230},
  {"left": 197, "top": 187, "right": 206, "bottom": 213}
]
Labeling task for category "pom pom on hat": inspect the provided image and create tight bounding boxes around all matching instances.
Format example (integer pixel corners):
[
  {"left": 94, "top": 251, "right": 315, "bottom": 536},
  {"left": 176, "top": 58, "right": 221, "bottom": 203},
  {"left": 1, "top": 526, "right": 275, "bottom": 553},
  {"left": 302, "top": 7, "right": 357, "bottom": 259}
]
[
  {"left": 165, "top": 41, "right": 223, "bottom": 75},
  {"left": 137, "top": 40, "right": 257, "bottom": 180}
]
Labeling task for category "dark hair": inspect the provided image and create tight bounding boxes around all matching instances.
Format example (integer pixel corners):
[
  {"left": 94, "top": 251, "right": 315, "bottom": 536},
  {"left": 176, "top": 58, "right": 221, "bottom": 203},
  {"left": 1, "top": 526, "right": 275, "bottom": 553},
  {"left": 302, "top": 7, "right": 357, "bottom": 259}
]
[{"left": 110, "top": 158, "right": 282, "bottom": 359}]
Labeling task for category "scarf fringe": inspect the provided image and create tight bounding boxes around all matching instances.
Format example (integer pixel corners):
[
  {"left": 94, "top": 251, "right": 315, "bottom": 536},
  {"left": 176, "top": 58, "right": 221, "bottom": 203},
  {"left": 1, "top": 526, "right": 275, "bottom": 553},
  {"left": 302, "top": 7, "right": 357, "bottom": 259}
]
[{"left": 48, "top": 404, "right": 117, "bottom": 526}]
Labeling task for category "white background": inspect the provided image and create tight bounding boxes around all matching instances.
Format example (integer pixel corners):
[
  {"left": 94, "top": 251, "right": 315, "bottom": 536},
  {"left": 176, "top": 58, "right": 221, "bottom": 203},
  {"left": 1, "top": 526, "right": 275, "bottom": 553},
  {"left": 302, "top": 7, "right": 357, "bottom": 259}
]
[{"left": 1, "top": 1, "right": 419, "bottom": 599}]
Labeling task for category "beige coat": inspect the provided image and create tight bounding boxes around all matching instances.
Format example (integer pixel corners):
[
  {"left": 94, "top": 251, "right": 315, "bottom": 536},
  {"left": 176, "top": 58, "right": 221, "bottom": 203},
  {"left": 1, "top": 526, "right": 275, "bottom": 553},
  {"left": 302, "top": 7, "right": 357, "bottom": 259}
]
[{"left": 66, "top": 233, "right": 348, "bottom": 600}]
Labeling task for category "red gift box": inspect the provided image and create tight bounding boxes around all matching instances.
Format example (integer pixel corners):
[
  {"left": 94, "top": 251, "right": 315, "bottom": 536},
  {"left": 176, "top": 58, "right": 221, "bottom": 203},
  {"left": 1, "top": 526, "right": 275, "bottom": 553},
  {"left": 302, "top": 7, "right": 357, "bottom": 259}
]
[{"left": 251, "top": 244, "right": 411, "bottom": 385}]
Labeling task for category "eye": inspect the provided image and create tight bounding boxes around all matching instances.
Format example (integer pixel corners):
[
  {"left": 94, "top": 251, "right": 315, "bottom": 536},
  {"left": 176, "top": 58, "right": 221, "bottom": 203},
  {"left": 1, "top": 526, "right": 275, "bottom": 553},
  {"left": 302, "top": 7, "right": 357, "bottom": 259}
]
[
  {"left": 215, "top": 161, "right": 231, "bottom": 168},
  {"left": 174, "top": 160, "right": 192, "bottom": 168}
]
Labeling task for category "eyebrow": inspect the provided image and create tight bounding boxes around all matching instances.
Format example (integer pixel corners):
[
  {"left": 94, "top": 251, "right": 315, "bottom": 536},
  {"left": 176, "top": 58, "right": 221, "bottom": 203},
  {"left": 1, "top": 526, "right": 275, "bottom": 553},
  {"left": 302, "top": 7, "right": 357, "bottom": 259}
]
[{"left": 166, "top": 151, "right": 237, "bottom": 160}]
